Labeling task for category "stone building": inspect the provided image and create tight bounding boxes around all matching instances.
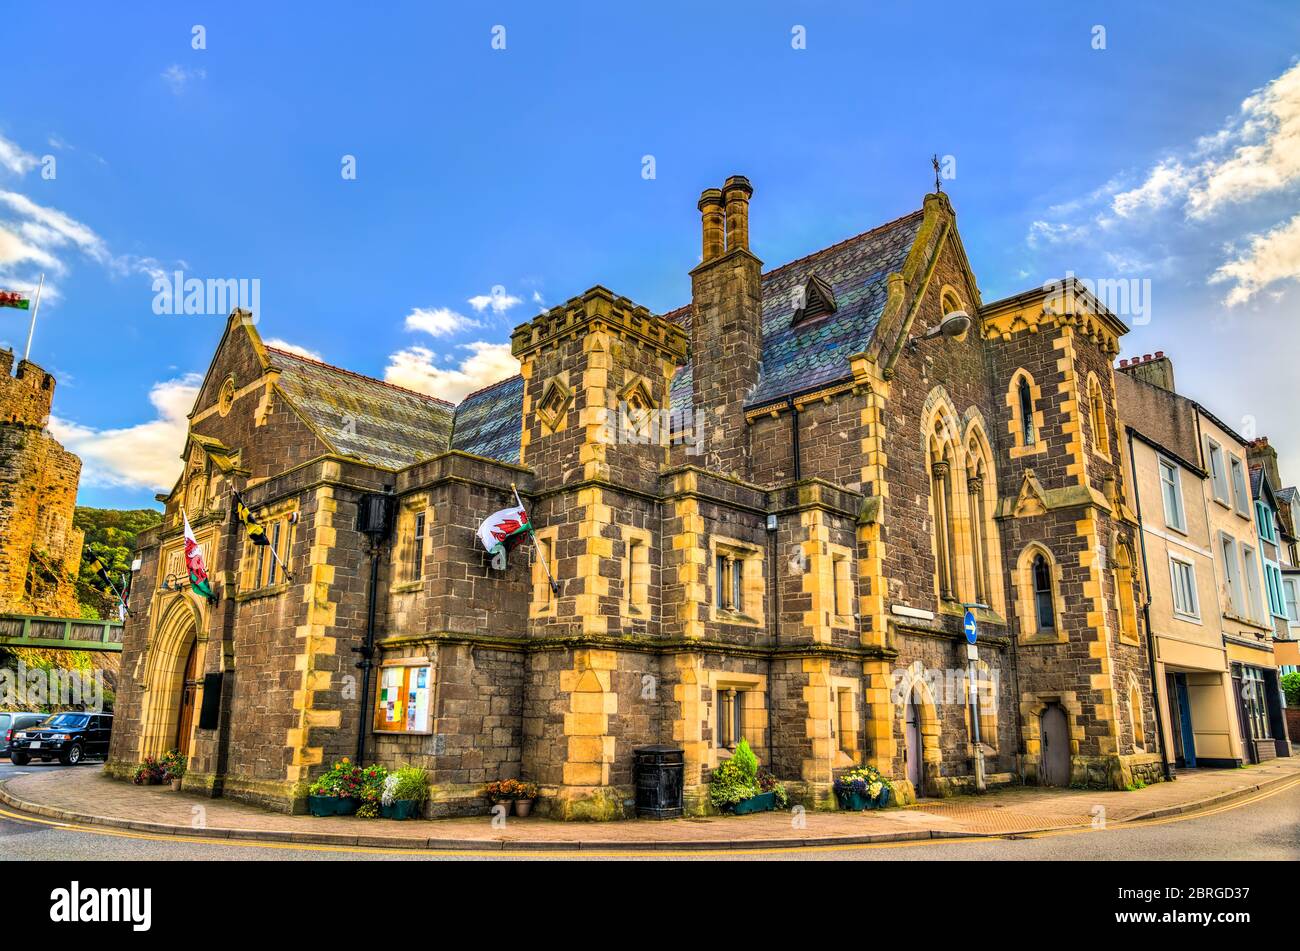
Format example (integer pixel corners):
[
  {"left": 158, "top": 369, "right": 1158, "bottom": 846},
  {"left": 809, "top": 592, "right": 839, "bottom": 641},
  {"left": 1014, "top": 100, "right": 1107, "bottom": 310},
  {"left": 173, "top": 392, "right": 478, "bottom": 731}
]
[
  {"left": 107, "top": 178, "right": 1163, "bottom": 816},
  {"left": 0, "top": 349, "right": 84, "bottom": 617}
]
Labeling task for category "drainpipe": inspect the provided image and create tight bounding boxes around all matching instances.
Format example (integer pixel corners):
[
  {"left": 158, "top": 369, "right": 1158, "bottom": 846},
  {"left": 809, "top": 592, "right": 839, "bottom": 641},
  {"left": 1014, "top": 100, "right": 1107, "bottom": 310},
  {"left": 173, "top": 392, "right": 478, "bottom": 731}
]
[
  {"left": 1127, "top": 426, "right": 1176, "bottom": 782},
  {"left": 355, "top": 538, "right": 381, "bottom": 766},
  {"left": 790, "top": 401, "right": 801, "bottom": 482},
  {"left": 765, "top": 511, "right": 779, "bottom": 778}
]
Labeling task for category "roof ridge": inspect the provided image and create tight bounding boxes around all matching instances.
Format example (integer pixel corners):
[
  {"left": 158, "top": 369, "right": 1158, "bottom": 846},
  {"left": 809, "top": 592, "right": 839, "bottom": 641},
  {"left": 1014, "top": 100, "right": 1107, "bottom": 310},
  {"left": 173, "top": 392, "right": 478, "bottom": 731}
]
[
  {"left": 657, "top": 208, "right": 925, "bottom": 322},
  {"left": 266, "top": 346, "right": 456, "bottom": 408},
  {"left": 758, "top": 207, "right": 925, "bottom": 282},
  {"left": 456, "top": 374, "right": 522, "bottom": 407}
]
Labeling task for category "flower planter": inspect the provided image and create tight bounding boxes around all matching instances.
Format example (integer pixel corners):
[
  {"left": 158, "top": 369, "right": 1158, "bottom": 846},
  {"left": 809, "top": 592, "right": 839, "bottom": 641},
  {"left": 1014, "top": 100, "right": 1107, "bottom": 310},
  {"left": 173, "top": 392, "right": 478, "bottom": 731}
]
[
  {"left": 729, "top": 791, "right": 777, "bottom": 815},
  {"left": 170, "top": 778, "right": 183, "bottom": 792},
  {"left": 380, "top": 800, "right": 420, "bottom": 820},
  {"left": 335, "top": 796, "right": 359, "bottom": 816},
  {"left": 834, "top": 787, "right": 891, "bottom": 811},
  {"left": 309, "top": 795, "right": 340, "bottom": 817},
  {"left": 513, "top": 798, "right": 535, "bottom": 817}
]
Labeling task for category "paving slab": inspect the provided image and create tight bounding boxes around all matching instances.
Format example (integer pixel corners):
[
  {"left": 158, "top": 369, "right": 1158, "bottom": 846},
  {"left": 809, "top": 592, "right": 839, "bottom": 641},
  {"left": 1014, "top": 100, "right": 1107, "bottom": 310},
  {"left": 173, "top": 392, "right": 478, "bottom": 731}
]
[{"left": 1, "top": 757, "right": 1296, "bottom": 851}]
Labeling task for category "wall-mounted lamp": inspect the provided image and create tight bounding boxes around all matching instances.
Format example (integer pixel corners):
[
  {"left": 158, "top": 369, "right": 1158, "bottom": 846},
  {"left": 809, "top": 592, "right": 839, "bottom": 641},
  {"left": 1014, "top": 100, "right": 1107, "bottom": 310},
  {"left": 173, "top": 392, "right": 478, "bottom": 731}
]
[{"left": 906, "top": 310, "right": 971, "bottom": 353}]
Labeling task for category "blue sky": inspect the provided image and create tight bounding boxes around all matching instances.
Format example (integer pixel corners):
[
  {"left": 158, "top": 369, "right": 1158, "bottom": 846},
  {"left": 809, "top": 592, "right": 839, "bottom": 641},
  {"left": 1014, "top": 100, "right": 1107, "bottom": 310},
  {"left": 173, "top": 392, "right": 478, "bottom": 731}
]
[{"left": 1, "top": 2, "right": 1298, "bottom": 508}]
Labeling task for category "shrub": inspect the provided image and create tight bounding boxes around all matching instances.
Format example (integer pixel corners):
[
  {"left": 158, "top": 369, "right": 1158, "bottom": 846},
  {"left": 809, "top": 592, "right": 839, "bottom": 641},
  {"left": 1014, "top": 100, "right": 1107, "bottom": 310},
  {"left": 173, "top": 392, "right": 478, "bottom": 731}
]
[
  {"left": 731, "top": 738, "right": 758, "bottom": 784},
  {"left": 308, "top": 758, "right": 363, "bottom": 798},
  {"left": 383, "top": 766, "right": 429, "bottom": 805},
  {"left": 132, "top": 756, "right": 165, "bottom": 785},
  {"left": 357, "top": 764, "right": 389, "bottom": 803},
  {"left": 707, "top": 758, "right": 753, "bottom": 808},
  {"left": 160, "top": 748, "right": 186, "bottom": 781}
]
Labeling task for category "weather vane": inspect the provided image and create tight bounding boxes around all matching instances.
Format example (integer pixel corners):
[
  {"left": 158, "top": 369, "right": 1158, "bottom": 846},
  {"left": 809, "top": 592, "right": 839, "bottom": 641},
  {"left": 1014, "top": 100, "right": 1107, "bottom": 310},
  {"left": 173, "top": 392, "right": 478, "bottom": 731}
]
[{"left": 932, "top": 153, "right": 942, "bottom": 193}]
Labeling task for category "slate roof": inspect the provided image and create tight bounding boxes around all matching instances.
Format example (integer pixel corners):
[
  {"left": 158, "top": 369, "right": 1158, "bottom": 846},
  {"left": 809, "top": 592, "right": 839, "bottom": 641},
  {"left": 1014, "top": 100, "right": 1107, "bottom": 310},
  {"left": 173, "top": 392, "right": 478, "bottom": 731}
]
[
  {"left": 266, "top": 347, "right": 454, "bottom": 470},
  {"left": 451, "top": 375, "right": 525, "bottom": 464},
  {"left": 664, "top": 210, "right": 924, "bottom": 411},
  {"left": 1250, "top": 465, "right": 1265, "bottom": 498}
]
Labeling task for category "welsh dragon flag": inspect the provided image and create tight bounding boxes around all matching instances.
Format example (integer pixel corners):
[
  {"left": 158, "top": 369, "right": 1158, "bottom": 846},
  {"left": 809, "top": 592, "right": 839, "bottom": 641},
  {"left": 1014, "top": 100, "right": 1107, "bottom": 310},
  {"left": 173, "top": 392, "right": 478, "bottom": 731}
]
[
  {"left": 476, "top": 505, "right": 531, "bottom": 556},
  {"left": 182, "top": 510, "right": 214, "bottom": 599}
]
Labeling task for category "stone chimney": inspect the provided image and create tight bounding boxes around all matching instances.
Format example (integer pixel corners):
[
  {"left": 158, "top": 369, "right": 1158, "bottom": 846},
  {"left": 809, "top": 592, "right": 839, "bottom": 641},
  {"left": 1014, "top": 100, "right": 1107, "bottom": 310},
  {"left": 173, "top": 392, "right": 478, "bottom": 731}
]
[
  {"left": 1247, "top": 437, "right": 1282, "bottom": 491},
  {"left": 689, "top": 175, "right": 762, "bottom": 477},
  {"left": 1116, "top": 350, "right": 1175, "bottom": 393}
]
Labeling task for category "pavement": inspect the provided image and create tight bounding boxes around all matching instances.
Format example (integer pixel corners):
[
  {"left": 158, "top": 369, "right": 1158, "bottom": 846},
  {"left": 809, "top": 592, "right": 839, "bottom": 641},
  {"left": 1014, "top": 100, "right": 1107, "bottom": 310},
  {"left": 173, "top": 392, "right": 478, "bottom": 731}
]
[{"left": 2, "top": 756, "right": 1298, "bottom": 852}]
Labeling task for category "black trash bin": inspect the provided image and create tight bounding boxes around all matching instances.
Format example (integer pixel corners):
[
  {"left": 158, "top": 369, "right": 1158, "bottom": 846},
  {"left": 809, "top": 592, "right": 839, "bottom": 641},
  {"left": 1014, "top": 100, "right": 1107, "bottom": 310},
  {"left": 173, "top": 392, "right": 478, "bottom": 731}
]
[{"left": 633, "top": 745, "right": 684, "bottom": 819}]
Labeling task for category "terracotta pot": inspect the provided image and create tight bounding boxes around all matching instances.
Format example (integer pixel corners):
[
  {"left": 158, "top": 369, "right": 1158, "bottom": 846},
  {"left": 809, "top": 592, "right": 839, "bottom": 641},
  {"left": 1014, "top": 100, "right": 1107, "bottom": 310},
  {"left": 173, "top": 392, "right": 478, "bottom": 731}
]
[{"left": 513, "top": 798, "right": 534, "bottom": 817}]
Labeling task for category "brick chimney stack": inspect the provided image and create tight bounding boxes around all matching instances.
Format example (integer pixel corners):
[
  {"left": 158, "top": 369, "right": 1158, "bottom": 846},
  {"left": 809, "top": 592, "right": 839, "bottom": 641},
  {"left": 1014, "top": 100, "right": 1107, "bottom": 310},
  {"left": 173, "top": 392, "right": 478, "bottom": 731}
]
[
  {"left": 689, "top": 175, "right": 763, "bottom": 478},
  {"left": 1116, "top": 349, "right": 1175, "bottom": 393}
]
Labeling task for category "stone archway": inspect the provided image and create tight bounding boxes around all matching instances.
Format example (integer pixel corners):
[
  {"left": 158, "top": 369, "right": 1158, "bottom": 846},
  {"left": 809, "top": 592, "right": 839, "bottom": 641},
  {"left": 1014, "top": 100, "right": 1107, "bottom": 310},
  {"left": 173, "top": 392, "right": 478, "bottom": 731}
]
[
  {"left": 894, "top": 662, "right": 942, "bottom": 801},
  {"left": 138, "top": 594, "right": 204, "bottom": 761}
]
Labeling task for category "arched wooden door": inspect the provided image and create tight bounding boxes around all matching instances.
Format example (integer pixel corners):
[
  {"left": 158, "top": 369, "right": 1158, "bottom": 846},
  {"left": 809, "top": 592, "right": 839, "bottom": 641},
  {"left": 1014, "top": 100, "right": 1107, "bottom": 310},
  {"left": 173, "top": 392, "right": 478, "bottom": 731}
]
[
  {"left": 905, "top": 689, "right": 923, "bottom": 794},
  {"left": 175, "top": 639, "right": 199, "bottom": 758},
  {"left": 1039, "top": 703, "right": 1070, "bottom": 786}
]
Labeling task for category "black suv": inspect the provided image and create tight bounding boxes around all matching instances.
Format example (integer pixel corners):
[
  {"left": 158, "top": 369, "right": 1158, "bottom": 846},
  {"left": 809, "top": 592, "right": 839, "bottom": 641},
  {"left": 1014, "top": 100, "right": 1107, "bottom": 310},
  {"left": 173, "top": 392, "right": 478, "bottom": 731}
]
[{"left": 8, "top": 713, "right": 113, "bottom": 766}]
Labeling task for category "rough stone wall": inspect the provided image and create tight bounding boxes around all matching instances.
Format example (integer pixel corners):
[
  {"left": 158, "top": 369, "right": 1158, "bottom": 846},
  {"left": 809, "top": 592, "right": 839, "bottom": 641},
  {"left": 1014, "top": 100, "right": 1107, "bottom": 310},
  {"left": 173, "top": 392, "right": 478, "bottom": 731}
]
[{"left": 0, "top": 353, "right": 84, "bottom": 616}]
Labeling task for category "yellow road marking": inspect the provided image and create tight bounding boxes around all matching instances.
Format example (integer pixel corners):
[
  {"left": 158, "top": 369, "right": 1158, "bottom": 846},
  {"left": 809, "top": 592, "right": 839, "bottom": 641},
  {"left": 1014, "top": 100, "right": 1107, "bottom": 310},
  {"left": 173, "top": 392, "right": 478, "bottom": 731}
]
[{"left": 1, "top": 777, "right": 1296, "bottom": 858}]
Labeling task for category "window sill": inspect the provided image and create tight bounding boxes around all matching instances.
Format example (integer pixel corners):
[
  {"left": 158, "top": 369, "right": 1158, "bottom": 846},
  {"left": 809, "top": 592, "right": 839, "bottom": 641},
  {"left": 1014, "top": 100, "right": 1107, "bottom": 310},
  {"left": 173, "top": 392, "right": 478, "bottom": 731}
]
[
  {"left": 713, "top": 609, "right": 762, "bottom": 627},
  {"left": 1019, "top": 629, "right": 1066, "bottom": 645},
  {"left": 390, "top": 580, "right": 423, "bottom": 594},
  {"left": 235, "top": 582, "right": 291, "bottom": 603}
]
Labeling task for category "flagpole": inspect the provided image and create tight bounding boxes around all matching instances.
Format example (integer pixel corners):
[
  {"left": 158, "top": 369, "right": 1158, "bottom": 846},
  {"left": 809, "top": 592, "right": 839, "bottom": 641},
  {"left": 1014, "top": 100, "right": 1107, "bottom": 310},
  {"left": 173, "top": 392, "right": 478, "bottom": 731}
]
[
  {"left": 23, "top": 273, "right": 44, "bottom": 362},
  {"left": 512, "top": 482, "right": 558, "bottom": 595},
  {"left": 235, "top": 487, "right": 293, "bottom": 582}
]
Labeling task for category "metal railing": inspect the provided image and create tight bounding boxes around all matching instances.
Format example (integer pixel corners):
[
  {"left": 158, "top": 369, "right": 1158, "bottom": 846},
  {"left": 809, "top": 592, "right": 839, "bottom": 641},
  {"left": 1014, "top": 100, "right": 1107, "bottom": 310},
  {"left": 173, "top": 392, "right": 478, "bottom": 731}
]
[{"left": 0, "top": 613, "right": 125, "bottom": 652}]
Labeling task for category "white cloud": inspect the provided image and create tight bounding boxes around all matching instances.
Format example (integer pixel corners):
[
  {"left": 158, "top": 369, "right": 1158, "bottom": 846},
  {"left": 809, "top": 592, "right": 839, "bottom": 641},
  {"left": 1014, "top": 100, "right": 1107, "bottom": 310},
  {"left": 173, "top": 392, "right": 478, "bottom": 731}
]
[
  {"left": 403, "top": 306, "right": 480, "bottom": 337},
  {"left": 0, "top": 179, "right": 167, "bottom": 303},
  {"left": 1210, "top": 212, "right": 1300, "bottom": 306},
  {"left": 467, "top": 285, "right": 522, "bottom": 314},
  {"left": 263, "top": 338, "right": 323, "bottom": 360},
  {"left": 1187, "top": 62, "right": 1300, "bottom": 219},
  {"left": 0, "top": 134, "right": 38, "bottom": 176},
  {"left": 161, "top": 64, "right": 206, "bottom": 95},
  {"left": 1111, "top": 160, "right": 1194, "bottom": 218},
  {"left": 383, "top": 342, "right": 518, "bottom": 403},
  {"left": 49, "top": 374, "right": 201, "bottom": 490},
  {"left": 1027, "top": 220, "right": 1089, "bottom": 248}
]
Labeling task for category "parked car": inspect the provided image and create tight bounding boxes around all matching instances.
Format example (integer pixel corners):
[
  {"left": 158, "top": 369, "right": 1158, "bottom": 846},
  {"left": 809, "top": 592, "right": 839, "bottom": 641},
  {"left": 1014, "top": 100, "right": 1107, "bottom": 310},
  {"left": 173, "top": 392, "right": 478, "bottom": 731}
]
[
  {"left": 7, "top": 713, "right": 113, "bottom": 766},
  {"left": 1, "top": 713, "right": 50, "bottom": 758}
]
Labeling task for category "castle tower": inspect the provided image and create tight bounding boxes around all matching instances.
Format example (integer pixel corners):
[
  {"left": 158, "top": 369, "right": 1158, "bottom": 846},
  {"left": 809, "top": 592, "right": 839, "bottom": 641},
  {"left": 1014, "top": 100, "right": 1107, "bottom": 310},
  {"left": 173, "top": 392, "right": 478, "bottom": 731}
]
[{"left": 0, "top": 349, "right": 85, "bottom": 615}]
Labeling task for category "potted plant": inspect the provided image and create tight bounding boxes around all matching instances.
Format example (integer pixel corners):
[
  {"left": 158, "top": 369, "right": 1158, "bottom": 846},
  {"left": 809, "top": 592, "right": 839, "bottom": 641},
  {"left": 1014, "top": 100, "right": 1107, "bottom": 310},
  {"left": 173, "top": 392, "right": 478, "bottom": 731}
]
[
  {"left": 833, "top": 765, "right": 894, "bottom": 811},
  {"left": 512, "top": 781, "right": 539, "bottom": 817},
  {"left": 380, "top": 765, "right": 429, "bottom": 820},
  {"left": 483, "top": 778, "right": 518, "bottom": 808},
  {"left": 307, "top": 758, "right": 363, "bottom": 816},
  {"left": 708, "top": 739, "right": 785, "bottom": 815},
  {"left": 355, "top": 763, "right": 389, "bottom": 819},
  {"left": 132, "top": 756, "right": 165, "bottom": 786},
  {"left": 161, "top": 749, "right": 186, "bottom": 791}
]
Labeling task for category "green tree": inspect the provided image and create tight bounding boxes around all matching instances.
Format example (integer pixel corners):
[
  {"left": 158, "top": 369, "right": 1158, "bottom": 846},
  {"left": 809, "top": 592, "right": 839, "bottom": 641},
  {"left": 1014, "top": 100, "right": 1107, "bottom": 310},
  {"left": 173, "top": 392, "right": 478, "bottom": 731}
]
[{"left": 73, "top": 507, "right": 163, "bottom": 619}]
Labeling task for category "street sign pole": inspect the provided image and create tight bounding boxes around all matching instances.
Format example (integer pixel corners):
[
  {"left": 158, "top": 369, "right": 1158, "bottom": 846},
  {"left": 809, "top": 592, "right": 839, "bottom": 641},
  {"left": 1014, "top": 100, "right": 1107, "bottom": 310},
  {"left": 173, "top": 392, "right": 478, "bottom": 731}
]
[{"left": 963, "top": 606, "right": 987, "bottom": 793}]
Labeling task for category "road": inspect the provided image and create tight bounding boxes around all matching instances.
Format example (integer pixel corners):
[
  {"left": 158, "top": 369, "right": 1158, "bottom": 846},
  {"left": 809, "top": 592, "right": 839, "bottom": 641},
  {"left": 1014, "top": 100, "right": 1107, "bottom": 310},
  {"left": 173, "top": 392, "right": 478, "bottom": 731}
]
[{"left": 2, "top": 758, "right": 1297, "bottom": 860}]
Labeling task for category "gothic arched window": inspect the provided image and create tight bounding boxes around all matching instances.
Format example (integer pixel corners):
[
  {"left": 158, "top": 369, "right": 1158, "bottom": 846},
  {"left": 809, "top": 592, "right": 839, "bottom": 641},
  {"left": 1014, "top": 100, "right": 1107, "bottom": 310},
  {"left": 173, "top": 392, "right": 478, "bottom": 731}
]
[
  {"left": 1032, "top": 554, "right": 1055, "bottom": 630},
  {"left": 1018, "top": 377, "right": 1036, "bottom": 446}
]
